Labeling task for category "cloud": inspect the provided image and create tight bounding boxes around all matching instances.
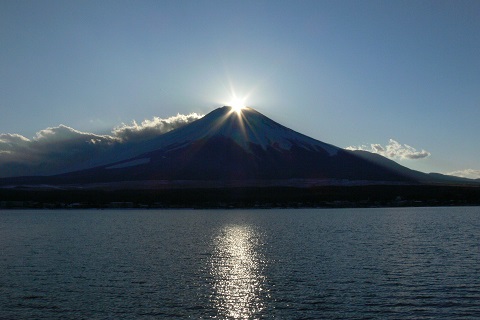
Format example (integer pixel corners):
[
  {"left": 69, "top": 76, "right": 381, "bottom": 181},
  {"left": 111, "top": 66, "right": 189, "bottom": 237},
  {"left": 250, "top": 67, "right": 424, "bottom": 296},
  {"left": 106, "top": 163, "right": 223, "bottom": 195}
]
[
  {"left": 346, "top": 139, "right": 431, "bottom": 160},
  {"left": 0, "top": 113, "right": 203, "bottom": 177},
  {"left": 446, "top": 169, "right": 480, "bottom": 180},
  {"left": 112, "top": 113, "right": 203, "bottom": 142},
  {"left": 0, "top": 125, "right": 118, "bottom": 177},
  {"left": 0, "top": 134, "right": 30, "bottom": 154}
]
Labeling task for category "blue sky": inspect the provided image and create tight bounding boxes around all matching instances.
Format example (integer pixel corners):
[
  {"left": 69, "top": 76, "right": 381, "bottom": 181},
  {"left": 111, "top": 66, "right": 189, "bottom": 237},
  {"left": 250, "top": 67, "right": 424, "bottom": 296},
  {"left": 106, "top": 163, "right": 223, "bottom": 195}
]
[{"left": 1, "top": 0, "right": 479, "bottom": 178}]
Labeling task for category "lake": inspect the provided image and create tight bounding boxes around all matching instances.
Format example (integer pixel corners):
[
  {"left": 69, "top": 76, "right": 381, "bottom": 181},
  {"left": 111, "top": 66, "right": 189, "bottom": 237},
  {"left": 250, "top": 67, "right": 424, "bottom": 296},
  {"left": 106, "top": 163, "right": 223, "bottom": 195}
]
[{"left": 1, "top": 207, "right": 479, "bottom": 319}]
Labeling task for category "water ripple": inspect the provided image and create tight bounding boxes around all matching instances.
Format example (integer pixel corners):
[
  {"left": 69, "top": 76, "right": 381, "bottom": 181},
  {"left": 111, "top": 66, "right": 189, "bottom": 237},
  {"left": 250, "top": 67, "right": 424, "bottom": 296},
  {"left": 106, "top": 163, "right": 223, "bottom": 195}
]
[{"left": 0, "top": 207, "right": 479, "bottom": 319}]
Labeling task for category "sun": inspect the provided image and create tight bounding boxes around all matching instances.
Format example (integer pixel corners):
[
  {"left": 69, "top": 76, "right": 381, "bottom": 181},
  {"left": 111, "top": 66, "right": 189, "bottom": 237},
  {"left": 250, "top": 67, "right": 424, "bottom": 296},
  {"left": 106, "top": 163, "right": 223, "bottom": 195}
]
[
  {"left": 231, "top": 104, "right": 245, "bottom": 114},
  {"left": 229, "top": 97, "right": 246, "bottom": 114}
]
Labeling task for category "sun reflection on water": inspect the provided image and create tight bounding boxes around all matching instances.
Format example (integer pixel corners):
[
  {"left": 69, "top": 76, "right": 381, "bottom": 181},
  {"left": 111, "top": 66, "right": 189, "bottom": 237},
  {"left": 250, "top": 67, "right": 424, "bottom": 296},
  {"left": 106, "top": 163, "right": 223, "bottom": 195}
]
[{"left": 210, "top": 224, "right": 267, "bottom": 319}]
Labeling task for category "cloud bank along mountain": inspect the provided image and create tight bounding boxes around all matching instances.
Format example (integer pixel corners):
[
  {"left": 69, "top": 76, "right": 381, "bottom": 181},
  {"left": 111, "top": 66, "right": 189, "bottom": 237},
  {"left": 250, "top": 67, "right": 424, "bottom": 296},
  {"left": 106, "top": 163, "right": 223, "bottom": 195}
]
[
  {"left": 346, "top": 140, "right": 480, "bottom": 179},
  {"left": 446, "top": 169, "right": 480, "bottom": 180},
  {"left": 0, "top": 113, "right": 203, "bottom": 177},
  {"left": 346, "top": 139, "right": 431, "bottom": 160}
]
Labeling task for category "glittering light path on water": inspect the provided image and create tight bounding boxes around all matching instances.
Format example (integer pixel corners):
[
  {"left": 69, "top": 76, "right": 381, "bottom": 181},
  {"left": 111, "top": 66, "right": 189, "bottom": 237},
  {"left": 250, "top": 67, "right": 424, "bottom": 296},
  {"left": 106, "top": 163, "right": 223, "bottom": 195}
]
[{"left": 210, "top": 224, "right": 267, "bottom": 319}]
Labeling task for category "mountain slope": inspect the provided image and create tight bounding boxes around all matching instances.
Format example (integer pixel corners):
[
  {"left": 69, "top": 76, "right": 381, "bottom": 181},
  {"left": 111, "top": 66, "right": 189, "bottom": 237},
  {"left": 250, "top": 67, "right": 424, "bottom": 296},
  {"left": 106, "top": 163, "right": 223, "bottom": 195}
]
[
  {"left": 55, "top": 107, "right": 427, "bottom": 184},
  {"left": 0, "top": 106, "right": 450, "bottom": 187}
]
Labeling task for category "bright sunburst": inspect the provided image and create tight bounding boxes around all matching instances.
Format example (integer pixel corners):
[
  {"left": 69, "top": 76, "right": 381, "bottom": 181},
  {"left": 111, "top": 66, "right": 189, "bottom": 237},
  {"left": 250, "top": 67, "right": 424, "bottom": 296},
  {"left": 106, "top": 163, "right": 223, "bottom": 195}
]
[{"left": 229, "top": 97, "right": 246, "bottom": 114}]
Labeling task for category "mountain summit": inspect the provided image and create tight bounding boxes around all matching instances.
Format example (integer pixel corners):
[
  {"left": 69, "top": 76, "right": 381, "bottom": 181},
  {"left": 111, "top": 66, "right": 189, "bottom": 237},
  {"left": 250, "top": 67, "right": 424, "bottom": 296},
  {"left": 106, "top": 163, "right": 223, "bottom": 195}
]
[
  {"left": 134, "top": 106, "right": 340, "bottom": 157},
  {"left": 26, "top": 105, "right": 425, "bottom": 186}
]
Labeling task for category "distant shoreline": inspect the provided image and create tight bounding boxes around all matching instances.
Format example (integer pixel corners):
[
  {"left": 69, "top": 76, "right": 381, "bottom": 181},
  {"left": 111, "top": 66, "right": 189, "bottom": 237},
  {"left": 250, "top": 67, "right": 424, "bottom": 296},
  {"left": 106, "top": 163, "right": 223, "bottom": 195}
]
[{"left": 1, "top": 184, "right": 479, "bottom": 209}]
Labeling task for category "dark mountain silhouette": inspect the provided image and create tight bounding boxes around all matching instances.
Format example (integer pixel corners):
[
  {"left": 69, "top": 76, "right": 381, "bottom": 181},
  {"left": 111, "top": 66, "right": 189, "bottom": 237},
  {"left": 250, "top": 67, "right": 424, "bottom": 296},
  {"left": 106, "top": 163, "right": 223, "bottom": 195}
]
[{"left": 0, "top": 106, "right": 474, "bottom": 188}]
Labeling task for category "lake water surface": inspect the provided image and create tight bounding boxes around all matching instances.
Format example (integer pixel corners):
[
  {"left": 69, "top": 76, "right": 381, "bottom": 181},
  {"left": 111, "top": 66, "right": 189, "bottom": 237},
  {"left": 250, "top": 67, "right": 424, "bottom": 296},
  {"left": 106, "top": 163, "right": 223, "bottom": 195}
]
[{"left": 1, "top": 207, "right": 479, "bottom": 319}]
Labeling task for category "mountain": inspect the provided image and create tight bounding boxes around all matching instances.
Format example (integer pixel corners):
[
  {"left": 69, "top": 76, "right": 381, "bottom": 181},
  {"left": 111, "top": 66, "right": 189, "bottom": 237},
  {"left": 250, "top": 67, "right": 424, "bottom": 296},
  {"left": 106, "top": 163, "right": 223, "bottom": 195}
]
[{"left": 0, "top": 106, "right": 471, "bottom": 188}]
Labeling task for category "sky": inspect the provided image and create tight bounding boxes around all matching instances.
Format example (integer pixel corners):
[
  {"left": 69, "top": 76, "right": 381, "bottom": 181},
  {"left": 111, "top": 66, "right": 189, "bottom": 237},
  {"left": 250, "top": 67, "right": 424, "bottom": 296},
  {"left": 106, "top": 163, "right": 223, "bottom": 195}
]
[{"left": 1, "top": 0, "right": 479, "bottom": 178}]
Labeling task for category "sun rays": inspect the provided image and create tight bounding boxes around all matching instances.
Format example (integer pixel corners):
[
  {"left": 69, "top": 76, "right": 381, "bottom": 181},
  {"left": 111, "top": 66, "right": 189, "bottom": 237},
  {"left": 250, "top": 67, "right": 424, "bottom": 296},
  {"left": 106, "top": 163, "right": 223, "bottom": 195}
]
[
  {"left": 231, "top": 104, "right": 245, "bottom": 114},
  {"left": 210, "top": 84, "right": 263, "bottom": 147},
  {"left": 228, "top": 96, "right": 247, "bottom": 114},
  {"left": 223, "top": 79, "right": 252, "bottom": 115}
]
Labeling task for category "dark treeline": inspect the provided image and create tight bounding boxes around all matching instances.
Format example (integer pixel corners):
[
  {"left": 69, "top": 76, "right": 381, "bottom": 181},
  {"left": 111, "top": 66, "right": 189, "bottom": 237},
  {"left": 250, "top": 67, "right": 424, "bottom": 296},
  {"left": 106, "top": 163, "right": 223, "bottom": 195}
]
[{"left": 1, "top": 185, "right": 480, "bottom": 209}]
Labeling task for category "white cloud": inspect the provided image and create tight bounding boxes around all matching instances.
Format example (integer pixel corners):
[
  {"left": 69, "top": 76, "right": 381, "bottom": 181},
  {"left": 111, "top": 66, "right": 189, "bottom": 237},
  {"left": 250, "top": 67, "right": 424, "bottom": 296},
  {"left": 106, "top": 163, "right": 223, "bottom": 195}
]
[
  {"left": 346, "top": 139, "right": 431, "bottom": 160},
  {"left": 112, "top": 113, "right": 203, "bottom": 142},
  {"left": 0, "top": 133, "right": 30, "bottom": 148},
  {"left": 446, "top": 169, "right": 480, "bottom": 180},
  {"left": 0, "top": 113, "right": 203, "bottom": 177}
]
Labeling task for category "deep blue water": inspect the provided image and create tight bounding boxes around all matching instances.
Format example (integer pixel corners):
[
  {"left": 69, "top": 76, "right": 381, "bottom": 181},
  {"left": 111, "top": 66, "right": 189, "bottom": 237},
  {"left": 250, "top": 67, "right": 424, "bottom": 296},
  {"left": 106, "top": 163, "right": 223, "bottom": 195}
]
[{"left": 1, "top": 207, "right": 479, "bottom": 319}]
